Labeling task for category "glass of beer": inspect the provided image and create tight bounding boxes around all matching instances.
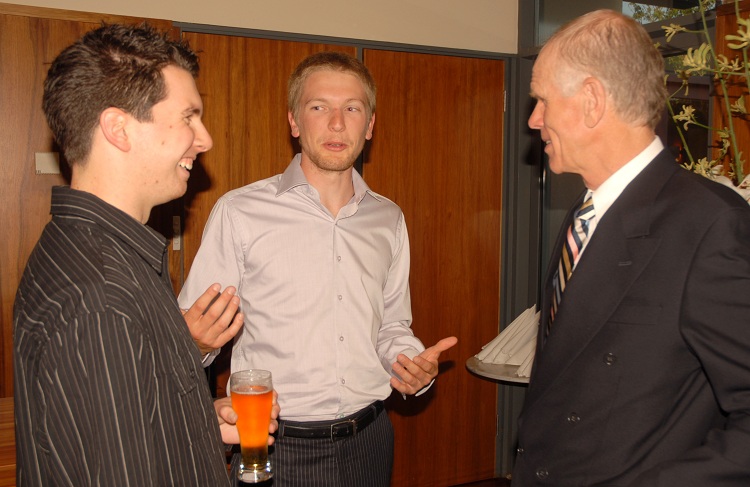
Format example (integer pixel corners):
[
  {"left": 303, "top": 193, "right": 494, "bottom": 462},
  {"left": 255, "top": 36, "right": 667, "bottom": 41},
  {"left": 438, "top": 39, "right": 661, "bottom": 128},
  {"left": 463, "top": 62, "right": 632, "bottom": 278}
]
[{"left": 230, "top": 369, "right": 274, "bottom": 483}]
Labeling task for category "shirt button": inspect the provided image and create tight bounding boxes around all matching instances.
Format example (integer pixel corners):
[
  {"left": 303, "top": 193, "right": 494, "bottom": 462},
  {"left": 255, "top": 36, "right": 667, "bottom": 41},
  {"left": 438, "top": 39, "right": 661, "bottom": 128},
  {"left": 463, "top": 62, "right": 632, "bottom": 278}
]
[
  {"left": 338, "top": 295, "right": 343, "bottom": 301},
  {"left": 567, "top": 413, "right": 581, "bottom": 424},
  {"left": 536, "top": 468, "right": 549, "bottom": 480},
  {"left": 339, "top": 336, "right": 344, "bottom": 341},
  {"left": 341, "top": 378, "right": 346, "bottom": 384},
  {"left": 337, "top": 255, "right": 342, "bottom": 262},
  {"left": 603, "top": 353, "right": 617, "bottom": 365}
]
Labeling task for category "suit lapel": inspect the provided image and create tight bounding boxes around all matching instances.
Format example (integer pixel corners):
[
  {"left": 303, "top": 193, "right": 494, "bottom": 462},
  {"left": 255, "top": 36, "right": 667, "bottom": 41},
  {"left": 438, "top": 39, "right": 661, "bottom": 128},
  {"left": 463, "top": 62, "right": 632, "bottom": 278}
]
[{"left": 526, "top": 150, "right": 679, "bottom": 407}]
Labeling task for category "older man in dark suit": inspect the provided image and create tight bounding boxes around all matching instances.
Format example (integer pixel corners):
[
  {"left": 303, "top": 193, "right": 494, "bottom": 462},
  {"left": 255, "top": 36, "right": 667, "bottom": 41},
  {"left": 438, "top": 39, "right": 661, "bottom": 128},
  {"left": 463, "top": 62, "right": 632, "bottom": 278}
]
[{"left": 513, "top": 9, "right": 750, "bottom": 486}]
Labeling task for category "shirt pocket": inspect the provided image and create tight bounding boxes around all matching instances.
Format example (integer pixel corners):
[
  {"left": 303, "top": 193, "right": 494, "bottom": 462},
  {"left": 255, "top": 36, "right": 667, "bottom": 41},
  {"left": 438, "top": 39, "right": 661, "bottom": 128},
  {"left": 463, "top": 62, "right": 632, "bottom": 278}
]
[{"left": 158, "top": 350, "right": 214, "bottom": 445}]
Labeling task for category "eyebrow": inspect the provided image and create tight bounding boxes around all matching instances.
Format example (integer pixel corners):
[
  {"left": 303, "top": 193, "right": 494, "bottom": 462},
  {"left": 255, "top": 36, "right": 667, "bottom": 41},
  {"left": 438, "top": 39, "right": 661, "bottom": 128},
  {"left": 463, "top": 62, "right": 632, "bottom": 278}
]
[
  {"left": 305, "top": 97, "right": 366, "bottom": 106},
  {"left": 183, "top": 106, "right": 203, "bottom": 117}
]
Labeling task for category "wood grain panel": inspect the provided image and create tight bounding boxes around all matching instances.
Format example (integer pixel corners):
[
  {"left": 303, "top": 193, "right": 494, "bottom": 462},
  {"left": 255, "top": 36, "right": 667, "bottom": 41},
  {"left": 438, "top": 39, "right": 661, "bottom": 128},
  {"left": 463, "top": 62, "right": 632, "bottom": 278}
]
[
  {"left": 0, "top": 398, "right": 14, "bottom": 487},
  {"left": 712, "top": 0, "right": 750, "bottom": 182},
  {"left": 0, "top": 5, "right": 176, "bottom": 400},
  {"left": 0, "top": 2, "right": 172, "bottom": 29},
  {"left": 363, "top": 50, "right": 504, "bottom": 486},
  {"left": 0, "top": 14, "right": 98, "bottom": 400},
  {"left": 180, "top": 31, "right": 355, "bottom": 396}
]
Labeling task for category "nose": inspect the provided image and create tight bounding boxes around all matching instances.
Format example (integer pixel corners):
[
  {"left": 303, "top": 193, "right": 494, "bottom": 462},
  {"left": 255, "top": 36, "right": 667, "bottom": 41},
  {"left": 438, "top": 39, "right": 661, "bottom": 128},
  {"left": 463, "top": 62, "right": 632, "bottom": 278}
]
[
  {"left": 194, "top": 120, "right": 214, "bottom": 152},
  {"left": 329, "top": 109, "right": 345, "bottom": 132},
  {"left": 528, "top": 100, "right": 544, "bottom": 130}
]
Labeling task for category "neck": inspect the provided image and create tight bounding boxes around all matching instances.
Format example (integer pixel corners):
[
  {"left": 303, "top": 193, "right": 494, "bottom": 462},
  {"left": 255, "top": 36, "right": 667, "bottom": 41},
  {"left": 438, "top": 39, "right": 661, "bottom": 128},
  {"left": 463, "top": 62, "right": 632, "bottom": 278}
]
[
  {"left": 300, "top": 159, "right": 355, "bottom": 217},
  {"left": 71, "top": 164, "right": 151, "bottom": 224},
  {"left": 582, "top": 125, "right": 655, "bottom": 190}
]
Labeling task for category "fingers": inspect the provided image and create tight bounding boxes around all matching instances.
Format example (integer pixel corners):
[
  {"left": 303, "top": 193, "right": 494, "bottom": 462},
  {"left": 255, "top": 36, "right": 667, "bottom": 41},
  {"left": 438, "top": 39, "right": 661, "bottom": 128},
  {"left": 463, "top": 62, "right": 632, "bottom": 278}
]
[
  {"left": 214, "top": 397, "right": 240, "bottom": 443},
  {"left": 434, "top": 336, "right": 458, "bottom": 352},
  {"left": 214, "top": 396, "right": 236, "bottom": 424},
  {"left": 391, "top": 354, "right": 435, "bottom": 395},
  {"left": 199, "top": 286, "right": 240, "bottom": 330},
  {"left": 391, "top": 337, "right": 457, "bottom": 396},
  {"left": 271, "top": 390, "right": 280, "bottom": 420},
  {"left": 184, "top": 284, "right": 242, "bottom": 354},
  {"left": 421, "top": 336, "right": 458, "bottom": 362},
  {"left": 183, "top": 283, "right": 221, "bottom": 324},
  {"left": 215, "top": 394, "right": 278, "bottom": 446},
  {"left": 267, "top": 390, "right": 280, "bottom": 445},
  {"left": 390, "top": 376, "right": 409, "bottom": 394},
  {"left": 210, "top": 310, "right": 244, "bottom": 350}
]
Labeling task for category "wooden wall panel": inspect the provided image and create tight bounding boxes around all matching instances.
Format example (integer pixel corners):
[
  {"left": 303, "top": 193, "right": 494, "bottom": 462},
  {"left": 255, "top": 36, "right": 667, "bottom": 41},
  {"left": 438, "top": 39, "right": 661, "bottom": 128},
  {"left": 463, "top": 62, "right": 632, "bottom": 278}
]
[
  {"left": 0, "top": 14, "right": 98, "bottom": 399},
  {"left": 712, "top": 0, "right": 750, "bottom": 182},
  {"left": 364, "top": 50, "right": 504, "bottom": 486},
  {"left": 0, "top": 3, "right": 174, "bottom": 399}
]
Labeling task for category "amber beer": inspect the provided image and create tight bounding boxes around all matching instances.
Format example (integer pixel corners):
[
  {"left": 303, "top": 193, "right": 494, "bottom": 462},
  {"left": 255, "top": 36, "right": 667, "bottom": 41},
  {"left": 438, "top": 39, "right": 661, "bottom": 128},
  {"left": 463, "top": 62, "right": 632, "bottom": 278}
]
[{"left": 230, "top": 370, "right": 274, "bottom": 483}]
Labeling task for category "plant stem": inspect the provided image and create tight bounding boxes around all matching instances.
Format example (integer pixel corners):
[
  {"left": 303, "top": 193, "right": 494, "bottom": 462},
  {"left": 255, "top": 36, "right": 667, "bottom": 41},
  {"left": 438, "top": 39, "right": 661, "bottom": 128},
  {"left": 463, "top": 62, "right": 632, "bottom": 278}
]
[{"left": 667, "top": 99, "right": 696, "bottom": 164}]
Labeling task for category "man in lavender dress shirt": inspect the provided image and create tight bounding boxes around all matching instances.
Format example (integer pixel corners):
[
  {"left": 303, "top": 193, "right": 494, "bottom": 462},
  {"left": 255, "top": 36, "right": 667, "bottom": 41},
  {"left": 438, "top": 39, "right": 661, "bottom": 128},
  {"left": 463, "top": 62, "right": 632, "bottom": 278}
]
[{"left": 179, "top": 51, "right": 456, "bottom": 486}]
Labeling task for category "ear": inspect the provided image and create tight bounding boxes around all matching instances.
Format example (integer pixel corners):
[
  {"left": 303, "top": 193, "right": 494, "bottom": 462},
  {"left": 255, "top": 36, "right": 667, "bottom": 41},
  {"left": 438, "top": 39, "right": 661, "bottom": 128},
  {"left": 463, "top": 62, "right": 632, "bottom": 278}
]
[
  {"left": 365, "top": 113, "right": 375, "bottom": 141},
  {"left": 99, "top": 107, "right": 131, "bottom": 152},
  {"left": 288, "top": 111, "right": 300, "bottom": 138},
  {"left": 582, "top": 76, "right": 607, "bottom": 128}
]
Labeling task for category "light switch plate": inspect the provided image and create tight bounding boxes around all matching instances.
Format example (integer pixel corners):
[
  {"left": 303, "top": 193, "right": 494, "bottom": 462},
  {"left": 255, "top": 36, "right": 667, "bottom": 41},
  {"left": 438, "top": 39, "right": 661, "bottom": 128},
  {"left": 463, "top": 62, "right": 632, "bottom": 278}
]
[
  {"left": 35, "top": 152, "right": 61, "bottom": 175},
  {"left": 172, "top": 216, "right": 181, "bottom": 251}
]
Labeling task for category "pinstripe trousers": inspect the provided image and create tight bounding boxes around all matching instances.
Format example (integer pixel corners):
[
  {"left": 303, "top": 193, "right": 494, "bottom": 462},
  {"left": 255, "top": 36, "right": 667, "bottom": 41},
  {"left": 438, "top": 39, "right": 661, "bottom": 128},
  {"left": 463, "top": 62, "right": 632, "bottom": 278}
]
[{"left": 268, "top": 410, "right": 394, "bottom": 486}]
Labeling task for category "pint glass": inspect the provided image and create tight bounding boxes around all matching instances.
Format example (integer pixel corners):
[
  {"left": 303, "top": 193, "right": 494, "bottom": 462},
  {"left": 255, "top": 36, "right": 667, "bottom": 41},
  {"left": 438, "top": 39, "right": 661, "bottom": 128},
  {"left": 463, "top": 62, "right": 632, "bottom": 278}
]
[{"left": 230, "top": 369, "right": 274, "bottom": 483}]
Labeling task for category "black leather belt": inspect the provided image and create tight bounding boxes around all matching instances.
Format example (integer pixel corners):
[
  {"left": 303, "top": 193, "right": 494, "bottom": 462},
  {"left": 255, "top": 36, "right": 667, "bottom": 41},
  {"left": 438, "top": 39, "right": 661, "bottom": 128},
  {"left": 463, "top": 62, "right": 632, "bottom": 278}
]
[{"left": 278, "top": 401, "right": 384, "bottom": 441}]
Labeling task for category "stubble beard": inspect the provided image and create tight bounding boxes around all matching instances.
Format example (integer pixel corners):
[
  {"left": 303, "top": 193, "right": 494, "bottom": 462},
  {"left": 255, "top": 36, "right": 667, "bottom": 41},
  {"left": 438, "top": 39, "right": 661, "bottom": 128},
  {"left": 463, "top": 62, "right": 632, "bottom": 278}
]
[{"left": 301, "top": 141, "right": 361, "bottom": 174}]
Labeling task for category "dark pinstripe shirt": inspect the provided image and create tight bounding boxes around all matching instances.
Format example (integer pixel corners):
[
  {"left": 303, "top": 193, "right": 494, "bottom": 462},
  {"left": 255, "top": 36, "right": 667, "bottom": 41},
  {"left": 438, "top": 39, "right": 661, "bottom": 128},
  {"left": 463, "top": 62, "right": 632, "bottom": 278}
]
[{"left": 13, "top": 187, "right": 230, "bottom": 487}]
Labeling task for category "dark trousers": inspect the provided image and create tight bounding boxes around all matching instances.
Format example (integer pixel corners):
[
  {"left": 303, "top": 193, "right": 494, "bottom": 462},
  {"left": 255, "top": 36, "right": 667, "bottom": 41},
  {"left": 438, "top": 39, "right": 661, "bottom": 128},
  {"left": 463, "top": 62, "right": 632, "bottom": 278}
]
[{"left": 268, "top": 408, "right": 394, "bottom": 487}]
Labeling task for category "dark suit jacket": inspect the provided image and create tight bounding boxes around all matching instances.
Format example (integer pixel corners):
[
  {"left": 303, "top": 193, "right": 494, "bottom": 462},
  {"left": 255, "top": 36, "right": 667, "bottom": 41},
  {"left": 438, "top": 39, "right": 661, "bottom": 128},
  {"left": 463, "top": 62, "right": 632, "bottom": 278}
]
[{"left": 512, "top": 150, "right": 750, "bottom": 486}]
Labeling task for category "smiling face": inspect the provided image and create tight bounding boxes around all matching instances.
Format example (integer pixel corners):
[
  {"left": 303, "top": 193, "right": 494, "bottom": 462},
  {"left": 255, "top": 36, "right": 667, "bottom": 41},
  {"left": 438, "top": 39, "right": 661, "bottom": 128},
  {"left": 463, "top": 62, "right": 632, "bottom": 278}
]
[
  {"left": 130, "top": 65, "right": 213, "bottom": 208},
  {"left": 528, "top": 50, "right": 588, "bottom": 176},
  {"left": 288, "top": 69, "right": 375, "bottom": 174}
]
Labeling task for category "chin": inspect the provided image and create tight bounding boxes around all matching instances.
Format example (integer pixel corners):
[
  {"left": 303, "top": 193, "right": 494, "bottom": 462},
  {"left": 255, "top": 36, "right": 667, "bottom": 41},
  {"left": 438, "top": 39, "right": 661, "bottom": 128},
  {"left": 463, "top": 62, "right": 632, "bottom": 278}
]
[{"left": 547, "top": 161, "right": 564, "bottom": 175}]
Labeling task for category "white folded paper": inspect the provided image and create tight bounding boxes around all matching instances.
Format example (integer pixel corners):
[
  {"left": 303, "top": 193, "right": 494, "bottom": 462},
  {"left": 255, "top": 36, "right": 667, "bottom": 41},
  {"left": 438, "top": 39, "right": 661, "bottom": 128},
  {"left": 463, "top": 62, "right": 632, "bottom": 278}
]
[{"left": 475, "top": 306, "right": 539, "bottom": 378}]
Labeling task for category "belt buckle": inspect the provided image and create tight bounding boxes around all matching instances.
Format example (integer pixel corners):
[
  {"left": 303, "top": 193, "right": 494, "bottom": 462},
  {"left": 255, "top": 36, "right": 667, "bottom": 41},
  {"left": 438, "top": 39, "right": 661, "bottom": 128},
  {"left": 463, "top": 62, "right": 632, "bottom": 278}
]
[{"left": 330, "top": 418, "right": 357, "bottom": 441}]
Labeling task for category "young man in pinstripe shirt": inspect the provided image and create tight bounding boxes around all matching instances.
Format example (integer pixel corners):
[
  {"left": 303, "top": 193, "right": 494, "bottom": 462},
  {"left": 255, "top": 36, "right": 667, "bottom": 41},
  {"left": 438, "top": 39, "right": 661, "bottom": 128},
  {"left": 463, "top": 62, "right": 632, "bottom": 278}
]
[{"left": 13, "top": 24, "right": 277, "bottom": 486}]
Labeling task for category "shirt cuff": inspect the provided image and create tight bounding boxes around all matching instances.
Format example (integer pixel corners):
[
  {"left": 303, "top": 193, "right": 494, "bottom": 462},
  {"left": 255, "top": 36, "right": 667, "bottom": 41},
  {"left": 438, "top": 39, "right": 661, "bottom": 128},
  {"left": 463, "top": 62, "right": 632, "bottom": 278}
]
[
  {"left": 401, "top": 378, "right": 435, "bottom": 399},
  {"left": 415, "top": 379, "right": 435, "bottom": 397},
  {"left": 201, "top": 348, "right": 220, "bottom": 368}
]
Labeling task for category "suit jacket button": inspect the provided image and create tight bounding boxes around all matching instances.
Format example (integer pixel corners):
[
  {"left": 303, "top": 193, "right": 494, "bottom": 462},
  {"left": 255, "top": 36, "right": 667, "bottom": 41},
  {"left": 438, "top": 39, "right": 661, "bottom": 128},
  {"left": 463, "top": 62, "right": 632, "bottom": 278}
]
[
  {"left": 567, "top": 413, "right": 581, "bottom": 424},
  {"left": 603, "top": 352, "right": 617, "bottom": 365},
  {"left": 516, "top": 447, "right": 524, "bottom": 455},
  {"left": 536, "top": 468, "right": 549, "bottom": 480}
]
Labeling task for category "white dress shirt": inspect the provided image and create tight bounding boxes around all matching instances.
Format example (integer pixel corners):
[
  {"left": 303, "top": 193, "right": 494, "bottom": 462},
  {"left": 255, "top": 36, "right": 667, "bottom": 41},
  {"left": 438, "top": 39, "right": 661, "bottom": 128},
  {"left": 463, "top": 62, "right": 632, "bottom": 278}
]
[{"left": 179, "top": 154, "right": 425, "bottom": 421}]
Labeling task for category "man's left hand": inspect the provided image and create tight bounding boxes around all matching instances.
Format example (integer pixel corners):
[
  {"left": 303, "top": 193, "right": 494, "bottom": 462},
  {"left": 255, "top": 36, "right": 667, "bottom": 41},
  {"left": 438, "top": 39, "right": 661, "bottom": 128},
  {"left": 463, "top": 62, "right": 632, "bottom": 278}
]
[
  {"left": 390, "top": 336, "right": 458, "bottom": 395},
  {"left": 214, "top": 391, "right": 280, "bottom": 445}
]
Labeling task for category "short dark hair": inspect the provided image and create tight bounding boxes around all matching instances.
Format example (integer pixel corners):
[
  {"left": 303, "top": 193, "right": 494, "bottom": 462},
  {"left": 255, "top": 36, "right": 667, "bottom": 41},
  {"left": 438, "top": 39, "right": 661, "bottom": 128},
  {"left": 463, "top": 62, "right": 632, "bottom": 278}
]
[
  {"left": 42, "top": 23, "right": 200, "bottom": 164},
  {"left": 288, "top": 51, "right": 376, "bottom": 120}
]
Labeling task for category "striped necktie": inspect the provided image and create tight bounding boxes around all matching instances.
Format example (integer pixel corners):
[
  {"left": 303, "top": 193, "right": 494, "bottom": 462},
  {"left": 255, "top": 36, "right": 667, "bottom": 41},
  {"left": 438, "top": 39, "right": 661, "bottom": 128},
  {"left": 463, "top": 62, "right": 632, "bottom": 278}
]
[{"left": 548, "top": 191, "right": 595, "bottom": 331}]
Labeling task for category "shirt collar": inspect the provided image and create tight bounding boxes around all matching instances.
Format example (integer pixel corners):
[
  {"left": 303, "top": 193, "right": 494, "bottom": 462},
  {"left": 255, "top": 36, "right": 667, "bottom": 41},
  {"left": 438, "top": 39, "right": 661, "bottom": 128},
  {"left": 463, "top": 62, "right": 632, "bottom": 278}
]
[
  {"left": 276, "top": 153, "right": 382, "bottom": 204},
  {"left": 591, "top": 136, "right": 664, "bottom": 220},
  {"left": 51, "top": 186, "right": 167, "bottom": 273}
]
